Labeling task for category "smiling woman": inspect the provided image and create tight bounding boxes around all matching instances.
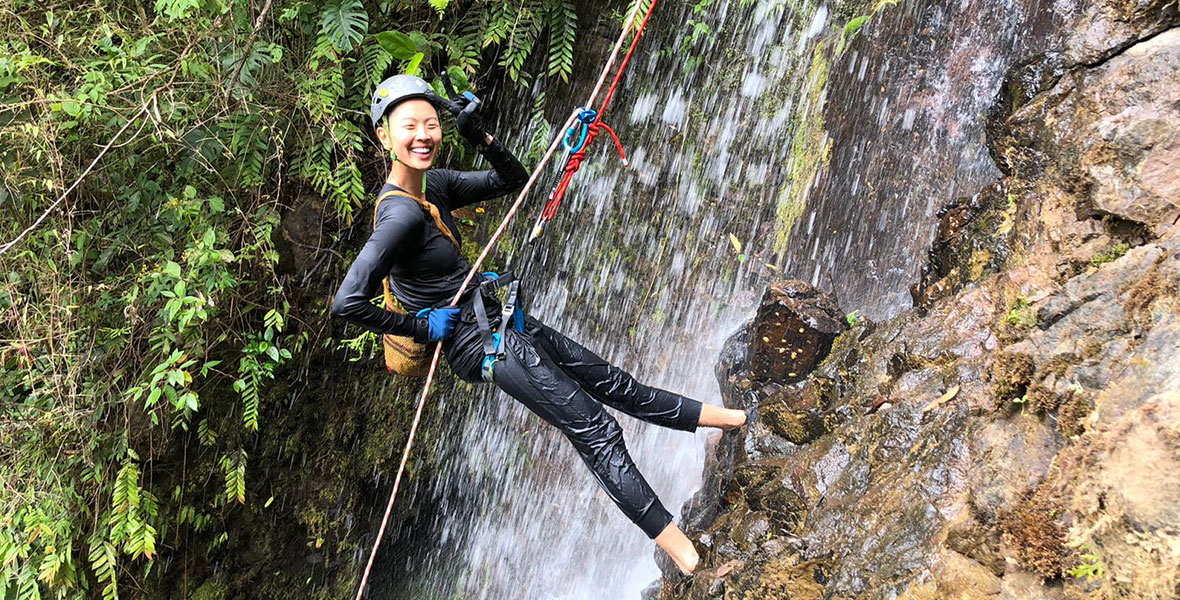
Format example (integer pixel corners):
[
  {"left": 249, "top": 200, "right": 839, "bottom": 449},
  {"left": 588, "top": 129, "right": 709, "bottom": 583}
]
[
  {"left": 331, "top": 74, "right": 749, "bottom": 579},
  {"left": 380, "top": 100, "right": 442, "bottom": 172}
]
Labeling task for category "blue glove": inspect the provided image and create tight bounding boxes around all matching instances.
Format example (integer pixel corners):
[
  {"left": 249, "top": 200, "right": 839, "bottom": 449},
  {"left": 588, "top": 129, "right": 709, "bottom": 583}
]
[{"left": 415, "top": 307, "right": 460, "bottom": 342}]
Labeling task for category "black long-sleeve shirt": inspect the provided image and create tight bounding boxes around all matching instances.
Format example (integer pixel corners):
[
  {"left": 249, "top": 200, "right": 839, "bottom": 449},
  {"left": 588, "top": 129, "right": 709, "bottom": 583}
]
[{"left": 330, "top": 140, "right": 528, "bottom": 341}]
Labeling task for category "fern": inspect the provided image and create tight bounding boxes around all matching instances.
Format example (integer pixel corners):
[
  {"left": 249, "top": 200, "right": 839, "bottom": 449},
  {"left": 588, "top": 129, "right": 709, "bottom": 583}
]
[
  {"left": 197, "top": 421, "right": 217, "bottom": 451},
  {"left": 331, "top": 161, "right": 364, "bottom": 220},
  {"left": 87, "top": 539, "right": 118, "bottom": 600},
  {"left": 220, "top": 450, "right": 248, "bottom": 505},
  {"left": 546, "top": 0, "right": 576, "bottom": 81},
  {"left": 219, "top": 109, "right": 271, "bottom": 188},
  {"left": 482, "top": 1, "right": 518, "bottom": 47},
  {"left": 446, "top": 30, "right": 482, "bottom": 74},
  {"left": 109, "top": 460, "right": 157, "bottom": 561},
  {"left": 428, "top": 0, "right": 450, "bottom": 17},
  {"left": 499, "top": 1, "right": 545, "bottom": 83},
  {"left": 358, "top": 40, "right": 394, "bottom": 88},
  {"left": 14, "top": 564, "right": 35, "bottom": 600},
  {"left": 233, "top": 363, "right": 261, "bottom": 431},
  {"left": 320, "top": 0, "right": 369, "bottom": 52},
  {"left": 525, "top": 91, "right": 550, "bottom": 164},
  {"left": 223, "top": 41, "right": 278, "bottom": 95}
]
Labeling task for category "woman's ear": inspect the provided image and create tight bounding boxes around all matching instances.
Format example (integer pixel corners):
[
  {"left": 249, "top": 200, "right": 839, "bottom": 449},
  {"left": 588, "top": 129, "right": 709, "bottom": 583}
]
[{"left": 376, "top": 125, "right": 392, "bottom": 152}]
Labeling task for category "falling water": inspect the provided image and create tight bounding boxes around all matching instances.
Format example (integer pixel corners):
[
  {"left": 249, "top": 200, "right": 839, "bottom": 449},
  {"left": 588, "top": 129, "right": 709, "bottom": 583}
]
[{"left": 370, "top": 0, "right": 1074, "bottom": 597}]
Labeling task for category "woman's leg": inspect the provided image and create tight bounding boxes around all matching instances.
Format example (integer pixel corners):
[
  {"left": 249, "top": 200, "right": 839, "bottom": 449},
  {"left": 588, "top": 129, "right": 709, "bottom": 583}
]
[
  {"left": 531, "top": 321, "right": 745, "bottom": 431},
  {"left": 492, "top": 328, "right": 676, "bottom": 540}
]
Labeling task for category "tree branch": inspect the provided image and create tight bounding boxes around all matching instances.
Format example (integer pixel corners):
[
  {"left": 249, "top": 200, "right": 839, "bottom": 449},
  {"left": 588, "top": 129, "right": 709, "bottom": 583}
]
[
  {"left": 225, "top": 0, "right": 276, "bottom": 100},
  {"left": 0, "top": 96, "right": 154, "bottom": 257}
]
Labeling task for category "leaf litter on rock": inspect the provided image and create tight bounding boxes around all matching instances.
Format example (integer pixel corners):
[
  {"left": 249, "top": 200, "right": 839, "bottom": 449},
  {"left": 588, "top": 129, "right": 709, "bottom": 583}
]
[{"left": 922, "top": 384, "right": 960, "bottom": 413}]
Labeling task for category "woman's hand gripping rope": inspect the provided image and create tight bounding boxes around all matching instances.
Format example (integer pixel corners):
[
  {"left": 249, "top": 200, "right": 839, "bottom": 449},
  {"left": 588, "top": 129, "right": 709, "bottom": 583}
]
[{"left": 414, "top": 307, "right": 461, "bottom": 342}]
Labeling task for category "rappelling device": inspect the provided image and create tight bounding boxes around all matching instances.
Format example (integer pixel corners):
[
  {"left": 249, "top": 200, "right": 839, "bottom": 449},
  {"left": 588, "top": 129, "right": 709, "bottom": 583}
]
[{"left": 527, "top": 107, "right": 630, "bottom": 244}]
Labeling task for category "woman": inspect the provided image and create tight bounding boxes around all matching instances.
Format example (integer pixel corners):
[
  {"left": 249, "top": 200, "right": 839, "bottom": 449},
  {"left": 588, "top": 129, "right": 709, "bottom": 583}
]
[{"left": 331, "top": 74, "right": 746, "bottom": 575}]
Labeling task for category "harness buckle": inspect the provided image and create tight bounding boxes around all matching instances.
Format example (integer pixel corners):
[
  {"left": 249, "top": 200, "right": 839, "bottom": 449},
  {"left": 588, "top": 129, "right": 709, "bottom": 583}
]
[{"left": 475, "top": 273, "right": 524, "bottom": 383}]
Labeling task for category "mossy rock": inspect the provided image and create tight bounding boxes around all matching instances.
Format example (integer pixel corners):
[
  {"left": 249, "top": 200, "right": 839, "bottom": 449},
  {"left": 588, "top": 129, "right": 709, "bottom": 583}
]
[
  {"left": 760, "top": 401, "right": 831, "bottom": 444},
  {"left": 991, "top": 352, "right": 1036, "bottom": 407},
  {"left": 1000, "top": 484, "right": 1068, "bottom": 579}
]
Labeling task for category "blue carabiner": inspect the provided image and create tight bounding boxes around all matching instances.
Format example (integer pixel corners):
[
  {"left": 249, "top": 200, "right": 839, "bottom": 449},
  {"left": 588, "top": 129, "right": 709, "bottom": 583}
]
[{"left": 562, "top": 108, "right": 598, "bottom": 154}]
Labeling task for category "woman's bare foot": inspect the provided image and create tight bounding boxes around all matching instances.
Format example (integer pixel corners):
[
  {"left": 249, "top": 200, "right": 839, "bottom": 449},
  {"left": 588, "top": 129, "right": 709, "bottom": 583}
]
[
  {"left": 698, "top": 404, "right": 747, "bottom": 431},
  {"left": 654, "top": 522, "right": 699, "bottom": 575}
]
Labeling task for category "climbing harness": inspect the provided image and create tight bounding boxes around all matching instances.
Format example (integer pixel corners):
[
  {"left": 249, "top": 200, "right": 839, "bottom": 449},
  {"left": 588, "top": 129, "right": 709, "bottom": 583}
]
[
  {"left": 355, "top": 0, "right": 661, "bottom": 597},
  {"left": 471, "top": 272, "right": 525, "bottom": 383}
]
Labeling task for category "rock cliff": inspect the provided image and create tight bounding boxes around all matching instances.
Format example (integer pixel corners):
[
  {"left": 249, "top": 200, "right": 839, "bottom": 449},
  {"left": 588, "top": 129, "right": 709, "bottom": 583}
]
[{"left": 660, "top": 3, "right": 1180, "bottom": 598}]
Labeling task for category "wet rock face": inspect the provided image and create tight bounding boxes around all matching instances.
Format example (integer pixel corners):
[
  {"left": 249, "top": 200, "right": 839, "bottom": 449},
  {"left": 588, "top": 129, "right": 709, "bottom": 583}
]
[
  {"left": 999, "top": 28, "right": 1180, "bottom": 237},
  {"left": 1064, "top": 0, "right": 1180, "bottom": 64},
  {"left": 746, "top": 280, "right": 847, "bottom": 384},
  {"left": 910, "top": 185, "right": 1013, "bottom": 309},
  {"left": 662, "top": 5, "right": 1180, "bottom": 600}
]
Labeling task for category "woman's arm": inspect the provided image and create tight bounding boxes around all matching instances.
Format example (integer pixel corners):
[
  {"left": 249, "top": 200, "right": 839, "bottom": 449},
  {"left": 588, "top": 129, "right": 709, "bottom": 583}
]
[
  {"left": 439, "top": 138, "right": 529, "bottom": 210},
  {"left": 330, "top": 199, "right": 429, "bottom": 341}
]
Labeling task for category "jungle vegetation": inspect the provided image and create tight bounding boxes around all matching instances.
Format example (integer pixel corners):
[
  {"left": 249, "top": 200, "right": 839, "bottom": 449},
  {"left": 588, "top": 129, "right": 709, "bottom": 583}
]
[{"left": 0, "top": 0, "right": 591, "bottom": 597}]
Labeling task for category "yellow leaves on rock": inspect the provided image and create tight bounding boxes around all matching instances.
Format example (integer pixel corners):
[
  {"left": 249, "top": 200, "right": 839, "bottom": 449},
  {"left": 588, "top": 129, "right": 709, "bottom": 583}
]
[{"left": 922, "top": 384, "right": 960, "bottom": 413}]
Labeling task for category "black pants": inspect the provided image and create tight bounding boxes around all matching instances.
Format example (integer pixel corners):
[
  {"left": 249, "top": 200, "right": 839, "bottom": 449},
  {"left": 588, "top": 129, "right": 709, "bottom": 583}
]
[{"left": 444, "top": 306, "right": 703, "bottom": 539}]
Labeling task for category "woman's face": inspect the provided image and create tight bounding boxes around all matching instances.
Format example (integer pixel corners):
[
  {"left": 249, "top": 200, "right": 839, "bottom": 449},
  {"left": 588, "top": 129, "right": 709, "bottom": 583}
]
[{"left": 378, "top": 98, "right": 441, "bottom": 171}]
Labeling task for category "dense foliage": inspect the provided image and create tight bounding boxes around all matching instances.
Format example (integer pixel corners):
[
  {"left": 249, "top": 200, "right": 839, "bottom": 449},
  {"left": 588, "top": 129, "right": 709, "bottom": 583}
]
[{"left": 0, "top": 1, "right": 582, "bottom": 598}]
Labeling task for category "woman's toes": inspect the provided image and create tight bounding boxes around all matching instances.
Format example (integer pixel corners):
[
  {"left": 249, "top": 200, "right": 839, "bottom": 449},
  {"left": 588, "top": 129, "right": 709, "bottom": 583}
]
[{"left": 721, "top": 408, "right": 747, "bottom": 431}]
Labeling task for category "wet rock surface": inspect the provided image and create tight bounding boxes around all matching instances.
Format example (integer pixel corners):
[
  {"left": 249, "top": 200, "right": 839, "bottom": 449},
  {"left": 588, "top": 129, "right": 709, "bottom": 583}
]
[
  {"left": 660, "top": 4, "right": 1180, "bottom": 599},
  {"left": 746, "top": 280, "right": 848, "bottom": 384}
]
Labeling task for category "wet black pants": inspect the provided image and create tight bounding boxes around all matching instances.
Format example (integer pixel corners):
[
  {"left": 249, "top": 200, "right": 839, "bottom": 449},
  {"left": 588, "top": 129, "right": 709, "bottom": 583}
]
[{"left": 485, "top": 318, "right": 703, "bottom": 539}]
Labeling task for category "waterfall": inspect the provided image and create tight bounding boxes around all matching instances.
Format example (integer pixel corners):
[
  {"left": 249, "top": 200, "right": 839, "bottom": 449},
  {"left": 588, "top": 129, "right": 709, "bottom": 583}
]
[{"left": 372, "top": 0, "right": 1074, "bottom": 597}]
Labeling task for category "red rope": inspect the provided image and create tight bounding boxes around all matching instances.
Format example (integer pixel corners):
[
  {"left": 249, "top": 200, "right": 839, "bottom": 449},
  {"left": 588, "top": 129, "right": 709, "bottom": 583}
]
[{"left": 542, "top": 0, "right": 659, "bottom": 221}]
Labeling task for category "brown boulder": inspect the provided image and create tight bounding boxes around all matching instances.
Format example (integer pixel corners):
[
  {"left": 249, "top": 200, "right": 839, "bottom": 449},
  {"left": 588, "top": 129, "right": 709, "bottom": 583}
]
[{"left": 746, "top": 280, "right": 847, "bottom": 384}]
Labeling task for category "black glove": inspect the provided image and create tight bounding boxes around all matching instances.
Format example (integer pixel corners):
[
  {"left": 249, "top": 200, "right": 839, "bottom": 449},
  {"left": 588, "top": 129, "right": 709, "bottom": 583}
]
[
  {"left": 430, "top": 92, "right": 488, "bottom": 148},
  {"left": 455, "top": 107, "right": 488, "bottom": 148}
]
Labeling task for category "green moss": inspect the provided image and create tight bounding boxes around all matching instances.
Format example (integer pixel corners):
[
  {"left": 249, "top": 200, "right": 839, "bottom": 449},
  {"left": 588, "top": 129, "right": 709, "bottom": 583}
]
[
  {"left": 1005, "top": 296, "right": 1036, "bottom": 327},
  {"left": 774, "top": 39, "right": 834, "bottom": 255},
  {"left": 1089, "top": 242, "right": 1129, "bottom": 267},
  {"left": 991, "top": 352, "right": 1036, "bottom": 407},
  {"left": 190, "top": 575, "right": 228, "bottom": 600}
]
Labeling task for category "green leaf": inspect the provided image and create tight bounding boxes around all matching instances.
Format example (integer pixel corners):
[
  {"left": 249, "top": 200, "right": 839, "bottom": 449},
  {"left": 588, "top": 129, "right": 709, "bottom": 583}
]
[
  {"left": 404, "top": 52, "right": 424, "bottom": 77},
  {"left": 428, "top": 0, "right": 450, "bottom": 17},
  {"left": 728, "top": 234, "right": 742, "bottom": 254},
  {"left": 445, "top": 65, "right": 469, "bottom": 91},
  {"left": 375, "top": 31, "right": 416, "bottom": 60},
  {"left": 321, "top": 0, "right": 369, "bottom": 52},
  {"left": 843, "top": 15, "right": 871, "bottom": 38}
]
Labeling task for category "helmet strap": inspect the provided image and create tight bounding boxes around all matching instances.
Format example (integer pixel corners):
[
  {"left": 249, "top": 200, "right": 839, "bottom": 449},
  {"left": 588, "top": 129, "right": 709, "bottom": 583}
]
[{"left": 385, "top": 113, "right": 398, "bottom": 163}]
